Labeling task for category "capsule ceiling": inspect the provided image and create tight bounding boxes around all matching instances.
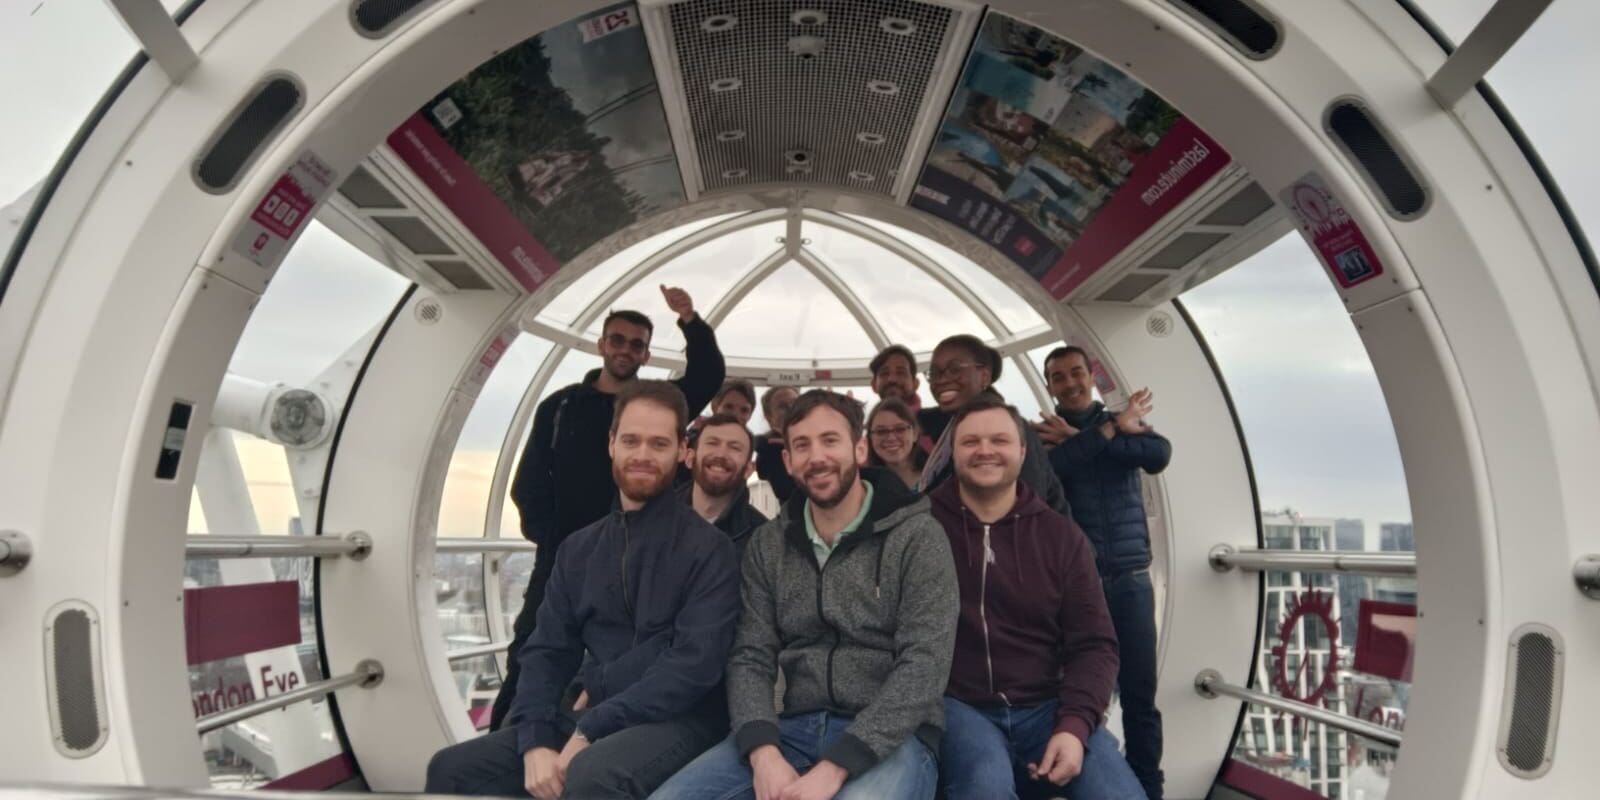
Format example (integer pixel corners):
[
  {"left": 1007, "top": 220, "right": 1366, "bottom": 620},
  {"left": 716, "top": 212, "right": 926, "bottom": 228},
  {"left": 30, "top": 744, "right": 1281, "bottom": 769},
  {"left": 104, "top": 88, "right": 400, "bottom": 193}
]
[{"left": 319, "top": 2, "right": 1285, "bottom": 326}]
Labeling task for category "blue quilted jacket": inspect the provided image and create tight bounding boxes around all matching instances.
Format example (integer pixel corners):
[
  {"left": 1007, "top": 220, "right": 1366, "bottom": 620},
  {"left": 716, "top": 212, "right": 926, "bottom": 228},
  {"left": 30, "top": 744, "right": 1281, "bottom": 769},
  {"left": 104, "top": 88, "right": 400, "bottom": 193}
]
[{"left": 1047, "top": 401, "right": 1172, "bottom": 576}]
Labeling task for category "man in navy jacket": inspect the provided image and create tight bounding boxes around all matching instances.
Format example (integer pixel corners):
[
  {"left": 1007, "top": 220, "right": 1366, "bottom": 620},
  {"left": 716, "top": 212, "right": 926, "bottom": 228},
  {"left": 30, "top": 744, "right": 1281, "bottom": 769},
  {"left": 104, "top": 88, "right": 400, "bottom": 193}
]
[
  {"left": 427, "top": 381, "right": 740, "bottom": 799},
  {"left": 492, "top": 286, "right": 725, "bottom": 729},
  {"left": 1038, "top": 346, "right": 1171, "bottom": 800}
]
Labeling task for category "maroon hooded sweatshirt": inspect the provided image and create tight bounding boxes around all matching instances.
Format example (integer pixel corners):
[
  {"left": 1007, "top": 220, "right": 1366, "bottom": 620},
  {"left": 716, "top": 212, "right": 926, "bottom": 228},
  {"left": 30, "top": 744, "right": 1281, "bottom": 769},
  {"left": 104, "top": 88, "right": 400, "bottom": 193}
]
[{"left": 930, "top": 478, "right": 1120, "bottom": 746}]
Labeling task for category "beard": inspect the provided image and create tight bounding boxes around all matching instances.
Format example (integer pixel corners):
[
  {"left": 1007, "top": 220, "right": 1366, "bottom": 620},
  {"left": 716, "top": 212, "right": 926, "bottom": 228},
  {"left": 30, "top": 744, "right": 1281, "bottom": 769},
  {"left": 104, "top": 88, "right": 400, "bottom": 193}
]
[
  {"left": 801, "top": 459, "right": 859, "bottom": 510},
  {"left": 693, "top": 455, "right": 744, "bottom": 497},
  {"left": 612, "top": 458, "right": 673, "bottom": 505},
  {"left": 604, "top": 355, "right": 640, "bottom": 382}
]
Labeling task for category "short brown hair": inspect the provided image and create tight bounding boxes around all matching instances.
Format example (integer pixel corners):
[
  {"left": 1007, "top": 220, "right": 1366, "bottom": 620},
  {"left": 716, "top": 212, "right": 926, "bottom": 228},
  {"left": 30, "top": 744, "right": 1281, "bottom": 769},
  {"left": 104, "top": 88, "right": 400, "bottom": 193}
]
[
  {"left": 603, "top": 309, "right": 654, "bottom": 338},
  {"left": 611, "top": 380, "right": 689, "bottom": 436},
  {"left": 695, "top": 412, "right": 755, "bottom": 451},
  {"left": 713, "top": 378, "right": 757, "bottom": 409},
  {"left": 1044, "top": 345, "right": 1091, "bottom": 375},
  {"left": 761, "top": 384, "right": 802, "bottom": 421},
  {"left": 783, "top": 389, "right": 865, "bottom": 444},
  {"left": 949, "top": 394, "right": 1026, "bottom": 441}
]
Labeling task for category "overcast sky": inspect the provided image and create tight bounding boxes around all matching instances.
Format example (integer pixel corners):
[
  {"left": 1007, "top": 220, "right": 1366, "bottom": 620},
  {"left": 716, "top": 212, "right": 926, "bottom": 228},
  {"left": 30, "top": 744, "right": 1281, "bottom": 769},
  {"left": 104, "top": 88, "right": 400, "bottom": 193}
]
[{"left": 4, "top": 1, "right": 1596, "bottom": 542}]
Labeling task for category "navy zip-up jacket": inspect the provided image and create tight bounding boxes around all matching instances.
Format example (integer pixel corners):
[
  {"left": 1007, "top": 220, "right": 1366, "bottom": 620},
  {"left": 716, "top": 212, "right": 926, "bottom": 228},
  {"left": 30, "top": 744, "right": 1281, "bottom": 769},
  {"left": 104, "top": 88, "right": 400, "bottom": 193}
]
[
  {"left": 1047, "top": 401, "right": 1172, "bottom": 575},
  {"left": 511, "top": 489, "right": 740, "bottom": 754},
  {"left": 676, "top": 481, "right": 768, "bottom": 555}
]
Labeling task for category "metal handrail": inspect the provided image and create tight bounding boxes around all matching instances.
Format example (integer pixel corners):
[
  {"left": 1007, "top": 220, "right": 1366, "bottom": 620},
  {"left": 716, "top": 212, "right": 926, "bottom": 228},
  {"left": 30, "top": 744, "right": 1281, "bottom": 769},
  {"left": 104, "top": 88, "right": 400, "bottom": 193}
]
[
  {"left": 195, "top": 660, "right": 384, "bottom": 734},
  {"left": 1209, "top": 544, "right": 1416, "bottom": 577},
  {"left": 435, "top": 539, "right": 538, "bottom": 554},
  {"left": 447, "top": 641, "right": 511, "bottom": 662},
  {"left": 1194, "top": 669, "right": 1402, "bottom": 749},
  {"left": 185, "top": 532, "right": 371, "bottom": 560}
]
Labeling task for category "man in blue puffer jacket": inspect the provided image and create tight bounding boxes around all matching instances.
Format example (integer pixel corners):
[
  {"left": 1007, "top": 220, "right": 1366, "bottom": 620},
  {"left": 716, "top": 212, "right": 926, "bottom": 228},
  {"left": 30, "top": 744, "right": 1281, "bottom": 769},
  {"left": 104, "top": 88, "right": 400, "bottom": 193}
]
[{"left": 1038, "top": 346, "right": 1171, "bottom": 800}]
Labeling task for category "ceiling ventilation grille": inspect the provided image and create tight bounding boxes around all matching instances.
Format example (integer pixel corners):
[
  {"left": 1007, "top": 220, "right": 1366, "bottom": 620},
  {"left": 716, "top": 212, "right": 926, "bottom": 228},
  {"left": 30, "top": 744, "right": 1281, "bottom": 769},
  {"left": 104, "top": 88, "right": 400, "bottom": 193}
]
[{"left": 656, "top": 0, "right": 964, "bottom": 196}]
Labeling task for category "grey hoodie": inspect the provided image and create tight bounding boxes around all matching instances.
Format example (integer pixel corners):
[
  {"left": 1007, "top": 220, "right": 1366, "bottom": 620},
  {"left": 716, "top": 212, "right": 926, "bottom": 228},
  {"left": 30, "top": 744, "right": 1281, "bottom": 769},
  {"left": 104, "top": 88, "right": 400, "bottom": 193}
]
[{"left": 727, "top": 469, "right": 959, "bottom": 777}]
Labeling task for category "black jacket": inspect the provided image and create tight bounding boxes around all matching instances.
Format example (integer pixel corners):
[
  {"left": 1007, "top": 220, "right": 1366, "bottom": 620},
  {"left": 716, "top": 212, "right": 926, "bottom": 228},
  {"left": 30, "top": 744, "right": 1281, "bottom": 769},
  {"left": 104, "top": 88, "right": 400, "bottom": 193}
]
[
  {"left": 510, "top": 315, "right": 725, "bottom": 550},
  {"left": 676, "top": 481, "right": 769, "bottom": 555},
  {"left": 1047, "top": 401, "right": 1172, "bottom": 575},
  {"left": 754, "top": 434, "right": 798, "bottom": 504},
  {"left": 512, "top": 490, "right": 740, "bottom": 753},
  {"left": 918, "top": 391, "right": 1071, "bottom": 518}
]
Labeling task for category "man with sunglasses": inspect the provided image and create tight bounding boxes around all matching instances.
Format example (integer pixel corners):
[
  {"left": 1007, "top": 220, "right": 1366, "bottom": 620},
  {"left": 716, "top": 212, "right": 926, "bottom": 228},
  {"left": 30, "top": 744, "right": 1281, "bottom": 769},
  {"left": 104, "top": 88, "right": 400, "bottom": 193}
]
[{"left": 490, "top": 285, "right": 726, "bottom": 730}]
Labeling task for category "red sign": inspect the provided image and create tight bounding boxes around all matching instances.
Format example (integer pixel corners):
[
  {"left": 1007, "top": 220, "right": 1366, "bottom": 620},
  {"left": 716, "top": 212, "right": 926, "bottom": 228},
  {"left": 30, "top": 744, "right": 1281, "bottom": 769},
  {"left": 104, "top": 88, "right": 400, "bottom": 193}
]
[
  {"left": 232, "top": 150, "right": 336, "bottom": 267},
  {"left": 184, "top": 580, "right": 301, "bottom": 665},
  {"left": 1280, "top": 172, "right": 1384, "bottom": 288},
  {"left": 1353, "top": 599, "right": 1416, "bottom": 682},
  {"left": 1270, "top": 590, "right": 1341, "bottom": 711},
  {"left": 1040, "top": 117, "right": 1232, "bottom": 299},
  {"left": 387, "top": 113, "right": 560, "bottom": 292}
]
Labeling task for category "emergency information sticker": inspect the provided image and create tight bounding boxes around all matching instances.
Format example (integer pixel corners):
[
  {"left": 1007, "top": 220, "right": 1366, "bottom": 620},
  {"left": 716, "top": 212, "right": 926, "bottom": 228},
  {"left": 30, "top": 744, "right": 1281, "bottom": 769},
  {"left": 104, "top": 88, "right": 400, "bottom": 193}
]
[
  {"left": 1279, "top": 172, "right": 1384, "bottom": 289},
  {"left": 233, "top": 150, "right": 337, "bottom": 267}
]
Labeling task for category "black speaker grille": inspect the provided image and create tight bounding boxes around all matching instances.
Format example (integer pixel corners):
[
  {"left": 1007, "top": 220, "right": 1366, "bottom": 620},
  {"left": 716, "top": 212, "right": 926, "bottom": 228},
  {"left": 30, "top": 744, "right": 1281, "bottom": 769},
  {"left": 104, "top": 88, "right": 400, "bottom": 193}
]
[
  {"left": 52, "top": 608, "right": 103, "bottom": 752},
  {"left": 1327, "top": 101, "right": 1430, "bottom": 219},
  {"left": 352, "top": 0, "right": 432, "bottom": 36},
  {"left": 195, "top": 77, "right": 302, "bottom": 192},
  {"left": 1507, "top": 631, "right": 1556, "bottom": 772},
  {"left": 1170, "top": 0, "right": 1281, "bottom": 58}
]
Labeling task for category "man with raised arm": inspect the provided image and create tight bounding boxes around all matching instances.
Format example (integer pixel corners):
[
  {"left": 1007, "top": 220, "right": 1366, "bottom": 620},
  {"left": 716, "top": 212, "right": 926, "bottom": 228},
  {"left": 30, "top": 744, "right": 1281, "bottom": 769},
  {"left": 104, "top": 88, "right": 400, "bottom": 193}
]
[
  {"left": 492, "top": 286, "right": 725, "bottom": 729},
  {"left": 931, "top": 395, "right": 1144, "bottom": 799},
  {"left": 1037, "top": 345, "right": 1172, "bottom": 800},
  {"left": 426, "top": 381, "right": 739, "bottom": 799},
  {"left": 653, "top": 390, "right": 958, "bottom": 800}
]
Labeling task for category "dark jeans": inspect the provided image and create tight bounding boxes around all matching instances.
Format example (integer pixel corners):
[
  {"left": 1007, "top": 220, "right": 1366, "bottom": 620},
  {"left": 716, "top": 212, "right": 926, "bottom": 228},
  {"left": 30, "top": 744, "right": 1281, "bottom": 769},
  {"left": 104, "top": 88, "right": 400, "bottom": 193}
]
[
  {"left": 940, "top": 697, "right": 1145, "bottom": 799},
  {"left": 1103, "top": 569, "right": 1163, "bottom": 800},
  {"left": 650, "top": 711, "right": 937, "bottom": 799},
  {"left": 490, "top": 553, "right": 555, "bottom": 730},
  {"left": 426, "top": 713, "right": 723, "bottom": 799}
]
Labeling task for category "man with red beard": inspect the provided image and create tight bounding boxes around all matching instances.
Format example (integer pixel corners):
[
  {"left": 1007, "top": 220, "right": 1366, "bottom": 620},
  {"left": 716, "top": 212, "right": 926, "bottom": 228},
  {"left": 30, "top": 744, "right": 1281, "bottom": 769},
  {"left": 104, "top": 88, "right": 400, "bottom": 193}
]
[
  {"left": 653, "top": 390, "right": 958, "bottom": 800},
  {"left": 427, "top": 381, "right": 740, "bottom": 800},
  {"left": 679, "top": 413, "right": 768, "bottom": 553},
  {"left": 929, "top": 396, "right": 1142, "bottom": 799},
  {"left": 494, "top": 286, "right": 725, "bottom": 729}
]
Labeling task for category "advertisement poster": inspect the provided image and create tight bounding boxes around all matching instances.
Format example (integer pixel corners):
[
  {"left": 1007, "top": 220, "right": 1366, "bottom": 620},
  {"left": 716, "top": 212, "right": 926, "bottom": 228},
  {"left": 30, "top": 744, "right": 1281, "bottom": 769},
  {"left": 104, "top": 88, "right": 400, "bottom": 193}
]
[
  {"left": 912, "top": 13, "right": 1232, "bottom": 298},
  {"left": 387, "top": 4, "right": 683, "bottom": 289}
]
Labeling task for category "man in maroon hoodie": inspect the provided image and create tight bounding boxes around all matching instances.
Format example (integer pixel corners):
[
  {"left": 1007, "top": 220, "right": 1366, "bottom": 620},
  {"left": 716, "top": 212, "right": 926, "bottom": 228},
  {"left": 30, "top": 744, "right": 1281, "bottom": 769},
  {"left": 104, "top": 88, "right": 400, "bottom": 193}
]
[{"left": 929, "top": 395, "right": 1145, "bottom": 799}]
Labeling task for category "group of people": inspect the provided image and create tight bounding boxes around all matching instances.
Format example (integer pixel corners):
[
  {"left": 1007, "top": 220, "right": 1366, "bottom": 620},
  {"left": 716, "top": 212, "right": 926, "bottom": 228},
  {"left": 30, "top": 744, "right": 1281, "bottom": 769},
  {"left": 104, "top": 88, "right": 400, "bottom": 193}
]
[{"left": 427, "top": 287, "right": 1173, "bottom": 800}]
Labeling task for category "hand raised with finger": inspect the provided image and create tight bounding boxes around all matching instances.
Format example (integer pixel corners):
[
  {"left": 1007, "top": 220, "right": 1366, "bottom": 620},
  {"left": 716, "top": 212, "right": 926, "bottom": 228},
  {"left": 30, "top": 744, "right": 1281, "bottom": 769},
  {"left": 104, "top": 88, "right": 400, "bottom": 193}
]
[{"left": 660, "top": 284, "right": 695, "bottom": 322}]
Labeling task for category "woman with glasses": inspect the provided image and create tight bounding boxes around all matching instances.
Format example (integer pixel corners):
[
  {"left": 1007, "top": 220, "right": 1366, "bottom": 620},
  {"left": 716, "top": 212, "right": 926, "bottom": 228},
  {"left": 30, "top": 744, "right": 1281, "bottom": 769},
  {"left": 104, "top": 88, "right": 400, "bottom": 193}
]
[{"left": 866, "top": 399, "right": 926, "bottom": 492}]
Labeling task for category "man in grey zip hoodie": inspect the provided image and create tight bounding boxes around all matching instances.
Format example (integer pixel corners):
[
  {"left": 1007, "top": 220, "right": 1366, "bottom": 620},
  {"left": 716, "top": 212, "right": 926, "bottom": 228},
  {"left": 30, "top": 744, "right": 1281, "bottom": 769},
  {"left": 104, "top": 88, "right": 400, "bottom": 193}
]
[{"left": 652, "top": 390, "right": 959, "bottom": 800}]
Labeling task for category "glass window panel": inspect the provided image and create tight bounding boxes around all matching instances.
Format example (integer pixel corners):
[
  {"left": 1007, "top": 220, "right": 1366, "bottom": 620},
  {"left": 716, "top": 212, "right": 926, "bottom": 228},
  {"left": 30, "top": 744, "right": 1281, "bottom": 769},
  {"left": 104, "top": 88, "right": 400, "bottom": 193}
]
[
  {"left": 228, "top": 222, "right": 410, "bottom": 386},
  {"left": 843, "top": 214, "right": 1048, "bottom": 332},
  {"left": 185, "top": 556, "right": 343, "bottom": 790},
  {"left": 440, "top": 335, "right": 555, "bottom": 540},
  {"left": 805, "top": 224, "right": 987, "bottom": 351},
  {"left": 715, "top": 263, "right": 877, "bottom": 360},
  {"left": 537, "top": 213, "right": 743, "bottom": 325},
  {"left": 0, "top": 4, "right": 143, "bottom": 202},
  {"left": 585, "top": 221, "right": 786, "bottom": 352}
]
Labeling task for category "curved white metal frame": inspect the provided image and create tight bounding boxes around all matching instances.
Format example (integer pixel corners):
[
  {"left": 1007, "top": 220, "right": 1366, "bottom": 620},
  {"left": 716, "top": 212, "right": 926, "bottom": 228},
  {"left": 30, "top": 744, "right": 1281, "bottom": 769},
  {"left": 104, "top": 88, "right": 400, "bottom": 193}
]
[{"left": 0, "top": 2, "right": 1595, "bottom": 799}]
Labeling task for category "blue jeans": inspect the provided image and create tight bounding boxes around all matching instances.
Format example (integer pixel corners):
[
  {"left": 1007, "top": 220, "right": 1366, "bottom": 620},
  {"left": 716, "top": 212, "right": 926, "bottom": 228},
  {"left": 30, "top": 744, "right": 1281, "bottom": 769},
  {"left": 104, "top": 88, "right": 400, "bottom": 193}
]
[
  {"left": 940, "top": 698, "right": 1145, "bottom": 800},
  {"left": 1104, "top": 569, "right": 1163, "bottom": 800},
  {"left": 650, "top": 711, "right": 937, "bottom": 800}
]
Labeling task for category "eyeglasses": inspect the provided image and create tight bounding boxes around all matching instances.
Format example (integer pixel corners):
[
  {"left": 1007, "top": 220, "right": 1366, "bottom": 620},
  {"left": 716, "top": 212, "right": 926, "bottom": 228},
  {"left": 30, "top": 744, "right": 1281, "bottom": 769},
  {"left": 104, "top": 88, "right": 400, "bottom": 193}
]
[
  {"left": 926, "top": 360, "right": 977, "bottom": 381},
  {"left": 870, "top": 423, "right": 913, "bottom": 439},
  {"left": 605, "top": 333, "right": 649, "bottom": 353}
]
